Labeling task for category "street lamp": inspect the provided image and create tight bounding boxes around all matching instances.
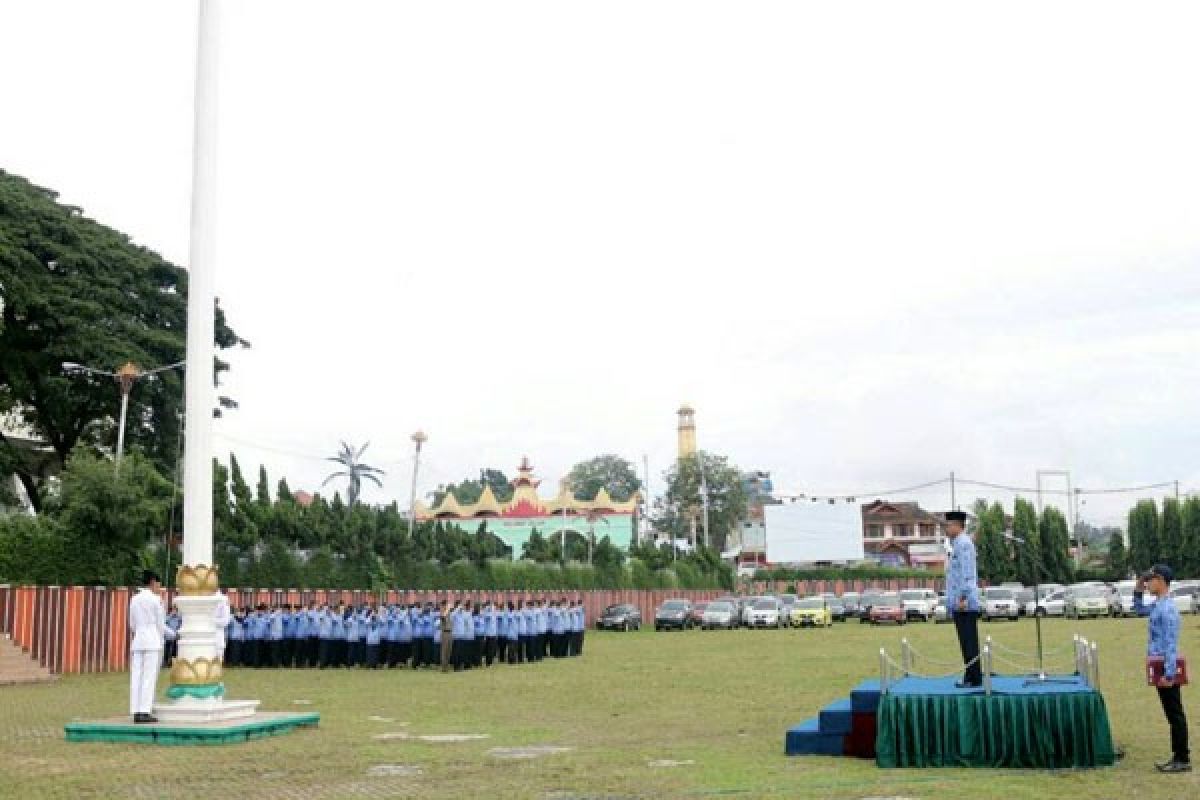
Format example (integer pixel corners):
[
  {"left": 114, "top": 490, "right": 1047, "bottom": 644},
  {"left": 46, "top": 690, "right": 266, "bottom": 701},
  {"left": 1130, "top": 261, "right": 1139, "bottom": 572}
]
[
  {"left": 409, "top": 430, "right": 427, "bottom": 554},
  {"left": 61, "top": 359, "right": 185, "bottom": 467}
]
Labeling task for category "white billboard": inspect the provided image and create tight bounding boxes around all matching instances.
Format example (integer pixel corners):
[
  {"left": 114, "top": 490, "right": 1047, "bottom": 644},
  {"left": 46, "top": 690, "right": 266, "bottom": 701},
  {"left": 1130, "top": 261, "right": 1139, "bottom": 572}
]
[{"left": 764, "top": 502, "right": 864, "bottom": 563}]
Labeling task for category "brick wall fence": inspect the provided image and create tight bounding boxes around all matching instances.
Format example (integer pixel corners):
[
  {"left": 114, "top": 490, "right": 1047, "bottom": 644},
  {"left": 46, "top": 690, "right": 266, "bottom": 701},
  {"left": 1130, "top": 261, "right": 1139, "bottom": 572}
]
[{"left": 0, "top": 578, "right": 943, "bottom": 675}]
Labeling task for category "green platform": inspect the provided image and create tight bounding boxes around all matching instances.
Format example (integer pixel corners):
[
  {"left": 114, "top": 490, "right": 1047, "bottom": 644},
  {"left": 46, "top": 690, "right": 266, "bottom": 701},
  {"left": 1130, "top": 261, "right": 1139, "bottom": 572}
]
[{"left": 65, "top": 712, "right": 320, "bottom": 746}]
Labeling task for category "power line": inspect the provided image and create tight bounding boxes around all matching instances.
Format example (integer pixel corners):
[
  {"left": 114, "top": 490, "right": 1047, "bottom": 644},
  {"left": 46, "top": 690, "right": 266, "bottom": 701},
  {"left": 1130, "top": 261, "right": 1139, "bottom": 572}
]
[{"left": 779, "top": 477, "right": 951, "bottom": 502}]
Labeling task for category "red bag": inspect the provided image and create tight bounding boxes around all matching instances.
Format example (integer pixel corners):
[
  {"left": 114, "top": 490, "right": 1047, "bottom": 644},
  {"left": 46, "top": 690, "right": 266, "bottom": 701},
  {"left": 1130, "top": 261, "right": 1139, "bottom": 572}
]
[{"left": 1146, "top": 656, "right": 1189, "bottom": 686}]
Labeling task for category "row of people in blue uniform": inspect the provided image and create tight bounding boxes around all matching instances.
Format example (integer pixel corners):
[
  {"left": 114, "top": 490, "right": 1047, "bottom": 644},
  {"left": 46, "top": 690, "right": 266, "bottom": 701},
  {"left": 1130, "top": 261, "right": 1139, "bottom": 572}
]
[{"left": 218, "top": 597, "right": 587, "bottom": 669}]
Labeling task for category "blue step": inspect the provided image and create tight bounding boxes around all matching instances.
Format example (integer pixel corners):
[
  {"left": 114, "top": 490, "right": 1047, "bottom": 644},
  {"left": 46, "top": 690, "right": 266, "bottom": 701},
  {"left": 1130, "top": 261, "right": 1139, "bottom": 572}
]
[
  {"left": 818, "top": 697, "right": 854, "bottom": 735},
  {"left": 785, "top": 718, "right": 846, "bottom": 756},
  {"left": 850, "top": 680, "right": 882, "bottom": 714}
]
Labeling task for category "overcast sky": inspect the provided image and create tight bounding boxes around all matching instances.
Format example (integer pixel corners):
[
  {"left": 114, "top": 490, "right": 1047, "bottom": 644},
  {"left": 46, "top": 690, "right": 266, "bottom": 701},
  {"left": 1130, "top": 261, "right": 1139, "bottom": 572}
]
[{"left": 4, "top": 1, "right": 1198, "bottom": 527}]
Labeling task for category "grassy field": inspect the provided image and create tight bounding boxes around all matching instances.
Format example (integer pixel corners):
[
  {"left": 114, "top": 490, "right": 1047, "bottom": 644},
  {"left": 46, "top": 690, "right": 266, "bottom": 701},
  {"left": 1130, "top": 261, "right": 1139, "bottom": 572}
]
[{"left": 2, "top": 616, "right": 1197, "bottom": 799}]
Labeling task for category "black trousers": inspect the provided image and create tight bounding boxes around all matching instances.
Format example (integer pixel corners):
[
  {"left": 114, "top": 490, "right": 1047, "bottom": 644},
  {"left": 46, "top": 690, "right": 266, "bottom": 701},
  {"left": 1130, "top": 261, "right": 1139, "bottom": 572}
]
[
  {"left": 269, "top": 639, "right": 283, "bottom": 668},
  {"left": 484, "top": 636, "right": 497, "bottom": 666},
  {"left": 318, "top": 638, "right": 332, "bottom": 668},
  {"left": 365, "top": 644, "right": 381, "bottom": 669},
  {"left": 1157, "top": 685, "right": 1190, "bottom": 763},
  {"left": 307, "top": 636, "right": 320, "bottom": 667},
  {"left": 226, "top": 639, "right": 242, "bottom": 668},
  {"left": 953, "top": 611, "right": 982, "bottom": 686}
]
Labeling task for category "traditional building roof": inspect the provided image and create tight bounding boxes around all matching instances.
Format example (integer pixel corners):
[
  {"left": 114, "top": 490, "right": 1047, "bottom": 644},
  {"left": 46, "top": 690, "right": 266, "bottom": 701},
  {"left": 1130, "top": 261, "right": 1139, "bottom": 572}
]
[{"left": 422, "top": 457, "right": 640, "bottom": 520}]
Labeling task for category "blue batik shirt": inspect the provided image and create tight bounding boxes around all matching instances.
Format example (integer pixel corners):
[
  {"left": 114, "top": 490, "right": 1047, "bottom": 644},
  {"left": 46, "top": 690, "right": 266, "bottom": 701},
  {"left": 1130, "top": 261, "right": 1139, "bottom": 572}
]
[
  {"left": 1134, "top": 591, "right": 1182, "bottom": 679},
  {"left": 946, "top": 534, "right": 981, "bottom": 612}
]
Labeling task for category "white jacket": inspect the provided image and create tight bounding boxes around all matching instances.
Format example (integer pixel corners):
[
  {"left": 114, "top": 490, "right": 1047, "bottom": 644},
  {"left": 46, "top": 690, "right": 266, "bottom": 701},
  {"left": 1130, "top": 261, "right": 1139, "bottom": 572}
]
[{"left": 129, "top": 588, "right": 168, "bottom": 652}]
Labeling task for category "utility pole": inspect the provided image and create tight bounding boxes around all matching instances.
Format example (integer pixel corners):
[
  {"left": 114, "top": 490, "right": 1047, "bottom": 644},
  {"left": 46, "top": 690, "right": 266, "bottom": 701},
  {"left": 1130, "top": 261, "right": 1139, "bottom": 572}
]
[
  {"left": 950, "top": 471, "right": 956, "bottom": 511},
  {"left": 698, "top": 455, "right": 710, "bottom": 550},
  {"left": 642, "top": 453, "right": 650, "bottom": 543}
]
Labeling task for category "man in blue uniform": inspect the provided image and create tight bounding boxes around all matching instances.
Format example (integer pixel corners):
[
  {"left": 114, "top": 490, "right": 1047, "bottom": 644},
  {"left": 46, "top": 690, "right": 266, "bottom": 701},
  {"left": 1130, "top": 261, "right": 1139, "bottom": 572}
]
[
  {"left": 483, "top": 598, "right": 499, "bottom": 667},
  {"left": 267, "top": 605, "right": 285, "bottom": 668},
  {"left": 572, "top": 597, "right": 586, "bottom": 657},
  {"left": 505, "top": 601, "right": 520, "bottom": 664},
  {"left": 364, "top": 607, "right": 383, "bottom": 668},
  {"left": 164, "top": 605, "right": 181, "bottom": 667},
  {"left": 317, "top": 605, "right": 334, "bottom": 668},
  {"left": 945, "top": 510, "right": 982, "bottom": 688},
  {"left": 1135, "top": 564, "right": 1191, "bottom": 773}
]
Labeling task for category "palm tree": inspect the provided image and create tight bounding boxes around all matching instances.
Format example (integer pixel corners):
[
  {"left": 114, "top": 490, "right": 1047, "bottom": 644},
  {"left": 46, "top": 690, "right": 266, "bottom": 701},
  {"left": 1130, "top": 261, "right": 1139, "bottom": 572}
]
[{"left": 322, "top": 441, "right": 385, "bottom": 507}]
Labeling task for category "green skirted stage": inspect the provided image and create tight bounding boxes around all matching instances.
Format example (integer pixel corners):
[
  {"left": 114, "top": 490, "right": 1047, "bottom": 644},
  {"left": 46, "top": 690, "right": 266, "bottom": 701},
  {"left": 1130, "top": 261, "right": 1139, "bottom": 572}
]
[
  {"left": 65, "top": 712, "right": 320, "bottom": 745},
  {"left": 875, "top": 675, "right": 1115, "bottom": 768},
  {"left": 787, "top": 674, "right": 1116, "bottom": 769}
]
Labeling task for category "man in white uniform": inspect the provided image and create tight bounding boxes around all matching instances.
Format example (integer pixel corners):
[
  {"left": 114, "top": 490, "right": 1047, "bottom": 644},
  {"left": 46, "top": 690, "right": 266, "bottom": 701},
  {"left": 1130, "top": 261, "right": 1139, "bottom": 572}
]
[{"left": 129, "top": 570, "right": 174, "bottom": 723}]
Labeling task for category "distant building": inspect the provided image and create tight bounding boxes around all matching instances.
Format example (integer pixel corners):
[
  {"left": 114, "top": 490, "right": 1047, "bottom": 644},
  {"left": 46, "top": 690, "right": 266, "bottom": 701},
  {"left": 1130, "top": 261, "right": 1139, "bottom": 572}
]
[
  {"left": 292, "top": 490, "right": 315, "bottom": 508},
  {"left": 861, "top": 500, "right": 954, "bottom": 569},
  {"left": 732, "top": 471, "right": 777, "bottom": 564},
  {"left": 677, "top": 405, "right": 697, "bottom": 459},
  {"left": 418, "top": 457, "right": 639, "bottom": 557}
]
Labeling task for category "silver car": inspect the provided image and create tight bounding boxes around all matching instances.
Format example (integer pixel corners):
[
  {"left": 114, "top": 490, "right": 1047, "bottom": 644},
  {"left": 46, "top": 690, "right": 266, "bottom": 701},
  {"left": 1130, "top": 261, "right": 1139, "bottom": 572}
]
[
  {"left": 981, "top": 587, "right": 1020, "bottom": 621},
  {"left": 701, "top": 601, "right": 737, "bottom": 630}
]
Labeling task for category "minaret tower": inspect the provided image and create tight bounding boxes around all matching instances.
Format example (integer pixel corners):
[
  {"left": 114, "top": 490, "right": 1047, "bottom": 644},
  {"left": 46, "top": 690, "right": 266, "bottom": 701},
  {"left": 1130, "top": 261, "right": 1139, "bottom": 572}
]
[{"left": 677, "top": 405, "right": 697, "bottom": 459}]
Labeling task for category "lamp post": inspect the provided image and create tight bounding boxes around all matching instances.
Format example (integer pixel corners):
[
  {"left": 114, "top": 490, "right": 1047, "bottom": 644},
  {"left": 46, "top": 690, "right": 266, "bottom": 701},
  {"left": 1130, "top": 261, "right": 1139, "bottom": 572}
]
[
  {"left": 61, "top": 359, "right": 186, "bottom": 469},
  {"left": 409, "top": 430, "right": 427, "bottom": 551}
]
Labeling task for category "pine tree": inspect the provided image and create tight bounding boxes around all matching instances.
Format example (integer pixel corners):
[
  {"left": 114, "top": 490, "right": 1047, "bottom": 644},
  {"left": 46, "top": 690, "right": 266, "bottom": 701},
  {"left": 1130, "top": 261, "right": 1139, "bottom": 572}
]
[
  {"left": 1180, "top": 496, "right": 1200, "bottom": 578},
  {"left": 1127, "top": 499, "right": 1160, "bottom": 572},
  {"left": 1012, "top": 497, "right": 1042, "bottom": 585},
  {"left": 973, "top": 500, "right": 1010, "bottom": 583},
  {"left": 256, "top": 465, "right": 271, "bottom": 507},
  {"left": 1106, "top": 532, "right": 1128, "bottom": 581},
  {"left": 1038, "top": 506, "right": 1072, "bottom": 584},
  {"left": 1160, "top": 497, "right": 1183, "bottom": 569}
]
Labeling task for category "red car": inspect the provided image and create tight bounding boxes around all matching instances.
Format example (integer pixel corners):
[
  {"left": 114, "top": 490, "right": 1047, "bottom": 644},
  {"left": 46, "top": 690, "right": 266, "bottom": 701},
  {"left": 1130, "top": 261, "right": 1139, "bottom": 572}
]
[
  {"left": 868, "top": 592, "right": 906, "bottom": 625},
  {"left": 688, "top": 603, "right": 709, "bottom": 627}
]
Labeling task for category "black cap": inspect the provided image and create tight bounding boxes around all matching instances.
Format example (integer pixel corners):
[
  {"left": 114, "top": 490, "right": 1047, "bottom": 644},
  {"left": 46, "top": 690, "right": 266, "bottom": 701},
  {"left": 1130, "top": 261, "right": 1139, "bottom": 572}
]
[
  {"left": 1142, "top": 564, "right": 1174, "bottom": 584},
  {"left": 945, "top": 511, "right": 968, "bottom": 524},
  {"left": 141, "top": 569, "right": 160, "bottom": 585}
]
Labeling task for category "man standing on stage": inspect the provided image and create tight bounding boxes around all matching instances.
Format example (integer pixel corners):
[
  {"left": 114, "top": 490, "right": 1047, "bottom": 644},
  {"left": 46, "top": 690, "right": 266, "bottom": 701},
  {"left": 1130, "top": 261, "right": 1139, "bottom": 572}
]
[
  {"left": 1135, "top": 564, "right": 1191, "bottom": 773},
  {"left": 945, "top": 510, "right": 982, "bottom": 688},
  {"left": 128, "top": 570, "right": 175, "bottom": 723}
]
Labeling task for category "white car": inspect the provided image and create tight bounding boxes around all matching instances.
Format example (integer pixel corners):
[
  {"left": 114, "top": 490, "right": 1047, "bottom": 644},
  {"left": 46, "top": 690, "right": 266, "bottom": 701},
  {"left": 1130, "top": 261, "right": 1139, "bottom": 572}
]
[
  {"left": 1065, "top": 585, "right": 1111, "bottom": 619},
  {"left": 701, "top": 601, "right": 737, "bottom": 630},
  {"left": 1031, "top": 588, "right": 1067, "bottom": 617},
  {"left": 1169, "top": 586, "right": 1199, "bottom": 615},
  {"left": 746, "top": 598, "right": 782, "bottom": 628},
  {"left": 933, "top": 599, "right": 951, "bottom": 624},
  {"left": 981, "top": 587, "right": 1020, "bottom": 621},
  {"left": 900, "top": 589, "right": 938, "bottom": 622}
]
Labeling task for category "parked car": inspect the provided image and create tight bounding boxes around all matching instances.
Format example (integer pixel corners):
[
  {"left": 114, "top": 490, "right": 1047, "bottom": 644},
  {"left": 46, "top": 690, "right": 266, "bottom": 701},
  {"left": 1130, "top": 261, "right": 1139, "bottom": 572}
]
[
  {"left": 1169, "top": 586, "right": 1200, "bottom": 615},
  {"left": 827, "top": 597, "right": 847, "bottom": 622},
  {"left": 712, "top": 596, "right": 743, "bottom": 628},
  {"left": 840, "top": 592, "right": 862, "bottom": 617},
  {"left": 655, "top": 599, "right": 693, "bottom": 631},
  {"left": 778, "top": 594, "right": 799, "bottom": 627},
  {"left": 688, "top": 603, "right": 709, "bottom": 627},
  {"left": 789, "top": 597, "right": 833, "bottom": 628},
  {"left": 900, "top": 589, "right": 938, "bottom": 622},
  {"left": 596, "top": 603, "right": 642, "bottom": 631},
  {"left": 1114, "top": 582, "right": 1142, "bottom": 616},
  {"left": 1015, "top": 588, "right": 1035, "bottom": 617},
  {"left": 1064, "top": 585, "right": 1110, "bottom": 619},
  {"left": 701, "top": 601, "right": 738, "bottom": 630},
  {"left": 746, "top": 597, "right": 783, "bottom": 628},
  {"left": 933, "top": 598, "right": 951, "bottom": 623},
  {"left": 1026, "top": 585, "right": 1066, "bottom": 617},
  {"left": 981, "top": 587, "right": 1020, "bottom": 622},
  {"left": 868, "top": 592, "right": 906, "bottom": 625},
  {"left": 741, "top": 596, "right": 773, "bottom": 626},
  {"left": 857, "top": 591, "right": 885, "bottom": 624}
]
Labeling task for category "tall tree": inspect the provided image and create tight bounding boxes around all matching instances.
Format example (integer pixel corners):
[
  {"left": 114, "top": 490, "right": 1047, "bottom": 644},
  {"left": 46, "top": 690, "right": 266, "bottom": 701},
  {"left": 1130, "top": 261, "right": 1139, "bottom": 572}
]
[
  {"left": 1106, "top": 532, "right": 1128, "bottom": 581},
  {"left": 973, "top": 499, "right": 1011, "bottom": 584},
  {"left": 1012, "top": 497, "right": 1042, "bottom": 585},
  {"left": 567, "top": 454, "right": 641, "bottom": 502},
  {"left": 256, "top": 465, "right": 271, "bottom": 508},
  {"left": 1181, "top": 496, "right": 1200, "bottom": 578},
  {"left": 1038, "top": 506, "right": 1073, "bottom": 584},
  {"left": 659, "top": 451, "right": 747, "bottom": 553},
  {"left": 1159, "top": 496, "right": 1183, "bottom": 569},
  {"left": 322, "top": 441, "right": 385, "bottom": 507},
  {"left": 0, "top": 170, "right": 246, "bottom": 508},
  {"left": 1127, "top": 499, "right": 1160, "bottom": 573}
]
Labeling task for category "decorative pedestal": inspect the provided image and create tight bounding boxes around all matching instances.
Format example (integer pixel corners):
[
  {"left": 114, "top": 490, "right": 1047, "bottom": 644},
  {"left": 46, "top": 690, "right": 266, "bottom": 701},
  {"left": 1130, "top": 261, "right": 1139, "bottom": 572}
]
[{"left": 154, "top": 693, "right": 260, "bottom": 724}]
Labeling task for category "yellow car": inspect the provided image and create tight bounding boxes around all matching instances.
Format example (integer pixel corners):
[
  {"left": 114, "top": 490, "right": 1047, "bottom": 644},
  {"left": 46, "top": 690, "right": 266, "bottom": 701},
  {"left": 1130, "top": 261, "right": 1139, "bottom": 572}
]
[{"left": 789, "top": 597, "right": 833, "bottom": 628}]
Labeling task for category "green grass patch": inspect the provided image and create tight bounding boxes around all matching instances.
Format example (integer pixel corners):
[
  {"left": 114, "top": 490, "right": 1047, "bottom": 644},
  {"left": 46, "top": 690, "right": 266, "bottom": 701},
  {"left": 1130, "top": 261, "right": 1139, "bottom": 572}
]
[{"left": 2, "top": 616, "right": 1196, "bottom": 798}]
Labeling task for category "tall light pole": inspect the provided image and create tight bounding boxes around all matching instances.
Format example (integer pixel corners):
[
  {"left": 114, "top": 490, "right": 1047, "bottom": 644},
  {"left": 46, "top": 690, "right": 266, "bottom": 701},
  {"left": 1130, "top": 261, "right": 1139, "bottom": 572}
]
[
  {"left": 697, "top": 454, "right": 710, "bottom": 550},
  {"left": 61, "top": 360, "right": 186, "bottom": 469},
  {"left": 408, "top": 430, "right": 427, "bottom": 550}
]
